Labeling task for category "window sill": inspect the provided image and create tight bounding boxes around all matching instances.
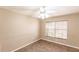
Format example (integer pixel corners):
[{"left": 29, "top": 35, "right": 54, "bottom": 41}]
[{"left": 45, "top": 36, "right": 67, "bottom": 40}]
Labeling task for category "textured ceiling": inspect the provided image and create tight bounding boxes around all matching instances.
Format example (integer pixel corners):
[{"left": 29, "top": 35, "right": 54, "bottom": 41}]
[{"left": 0, "top": 6, "right": 79, "bottom": 19}]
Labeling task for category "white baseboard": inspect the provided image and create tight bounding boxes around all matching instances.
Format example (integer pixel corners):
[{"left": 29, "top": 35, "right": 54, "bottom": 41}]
[
  {"left": 11, "top": 39, "right": 40, "bottom": 52},
  {"left": 42, "top": 38, "right": 79, "bottom": 50},
  {"left": 11, "top": 38, "right": 79, "bottom": 52}
]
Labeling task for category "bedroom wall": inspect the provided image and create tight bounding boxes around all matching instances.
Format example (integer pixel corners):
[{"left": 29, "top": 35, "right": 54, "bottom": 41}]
[
  {"left": 0, "top": 8, "right": 39, "bottom": 51},
  {"left": 41, "top": 13, "right": 79, "bottom": 49}
]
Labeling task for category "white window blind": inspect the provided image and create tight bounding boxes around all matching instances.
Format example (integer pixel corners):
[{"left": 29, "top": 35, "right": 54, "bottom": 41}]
[{"left": 45, "top": 21, "right": 68, "bottom": 39}]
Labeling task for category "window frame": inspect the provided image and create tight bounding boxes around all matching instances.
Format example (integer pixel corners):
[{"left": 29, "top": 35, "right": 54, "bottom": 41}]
[{"left": 45, "top": 21, "right": 68, "bottom": 40}]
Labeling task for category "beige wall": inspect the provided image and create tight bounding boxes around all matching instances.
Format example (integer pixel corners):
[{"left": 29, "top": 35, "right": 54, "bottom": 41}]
[
  {"left": 41, "top": 13, "right": 79, "bottom": 49},
  {"left": 0, "top": 9, "right": 39, "bottom": 51}
]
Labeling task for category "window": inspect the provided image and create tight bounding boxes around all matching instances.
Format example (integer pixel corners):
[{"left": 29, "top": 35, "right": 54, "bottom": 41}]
[{"left": 45, "top": 21, "right": 68, "bottom": 39}]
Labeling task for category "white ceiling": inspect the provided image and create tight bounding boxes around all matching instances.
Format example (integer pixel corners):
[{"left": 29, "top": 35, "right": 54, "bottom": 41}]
[{"left": 0, "top": 6, "right": 79, "bottom": 19}]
